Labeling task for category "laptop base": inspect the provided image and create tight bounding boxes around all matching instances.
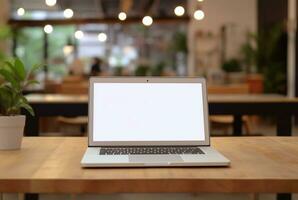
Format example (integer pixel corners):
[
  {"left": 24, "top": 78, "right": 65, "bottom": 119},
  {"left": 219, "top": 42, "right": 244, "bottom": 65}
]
[{"left": 81, "top": 146, "right": 230, "bottom": 167}]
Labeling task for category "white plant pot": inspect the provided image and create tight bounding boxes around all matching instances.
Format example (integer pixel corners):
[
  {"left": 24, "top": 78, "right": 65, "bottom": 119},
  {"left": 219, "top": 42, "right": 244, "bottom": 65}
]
[{"left": 0, "top": 115, "right": 25, "bottom": 150}]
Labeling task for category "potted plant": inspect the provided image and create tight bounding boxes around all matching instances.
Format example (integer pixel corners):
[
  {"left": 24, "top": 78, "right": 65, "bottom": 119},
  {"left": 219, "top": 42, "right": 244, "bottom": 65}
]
[
  {"left": 0, "top": 58, "right": 40, "bottom": 150},
  {"left": 135, "top": 64, "right": 150, "bottom": 76},
  {"left": 240, "top": 24, "right": 283, "bottom": 93},
  {"left": 222, "top": 58, "right": 244, "bottom": 84},
  {"left": 171, "top": 31, "right": 188, "bottom": 76},
  {"left": 151, "top": 62, "right": 165, "bottom": 76}
]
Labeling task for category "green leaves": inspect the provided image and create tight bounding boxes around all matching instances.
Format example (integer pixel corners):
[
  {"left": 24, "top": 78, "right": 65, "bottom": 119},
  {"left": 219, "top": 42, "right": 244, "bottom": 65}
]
[
  {"left": 0, "top": 86, "right": 14, "bottom": 115},
  {"left": 14, "top": 58, "right": 26, "bottom": 81},
  {"left": 18, "top": 96, "right": 34, "bottom": 116},
  {"left": 24, "top": 80, "right": 39, "bottom": 88},
  {"left": 0, "top": 25, "right": 11, "bottom": 40},
  {"left": 0, "top": 68, "right": 20, "bottom": 90},
  {"left": 0, "top": 58, "right": 40, "bottom": 116}
]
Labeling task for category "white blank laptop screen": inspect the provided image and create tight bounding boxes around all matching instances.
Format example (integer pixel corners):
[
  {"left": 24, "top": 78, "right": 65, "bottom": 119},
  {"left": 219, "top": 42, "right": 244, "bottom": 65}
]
[{"left": 93, "top": 83, "right": 206, "bottom": 142}]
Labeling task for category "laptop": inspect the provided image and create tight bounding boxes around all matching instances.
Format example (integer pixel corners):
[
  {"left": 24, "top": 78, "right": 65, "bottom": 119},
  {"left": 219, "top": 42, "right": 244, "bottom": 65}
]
[{"left": 81, "top": 77, "right": 230, "bottom": 167}]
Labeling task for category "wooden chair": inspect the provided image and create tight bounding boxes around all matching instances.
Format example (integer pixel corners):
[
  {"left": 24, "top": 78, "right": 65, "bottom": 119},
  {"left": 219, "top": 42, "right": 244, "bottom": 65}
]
[
  {"left": 59, "top": 82, "right": 88, "bottom": 94},
  {"left": 208, "top": 84, "right": 252, "bottom": 135},
  {"left": 44, "top": 80, "right": 62, "bottom": 93},
  {"left": 62, "top": 75, "right": 85, "bottom": 83},
  {"left": 208, "top": 84, "right": 250, "bottom": 94},
  {"left": 57, "top": 80, "right": 88, "bottom": 135}
]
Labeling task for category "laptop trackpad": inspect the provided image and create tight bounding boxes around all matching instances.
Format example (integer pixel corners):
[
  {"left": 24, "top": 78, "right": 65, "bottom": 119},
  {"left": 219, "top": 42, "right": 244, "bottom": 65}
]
[{"left": 129, "top": 155, "right": 183, "bottom": 163}]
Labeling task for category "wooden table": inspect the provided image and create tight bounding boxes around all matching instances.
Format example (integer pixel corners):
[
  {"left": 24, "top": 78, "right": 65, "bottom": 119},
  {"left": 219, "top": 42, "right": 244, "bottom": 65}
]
[
  {"left": 0, "top": 137, "right": 297, "bottom": 200},
  {"left": 24, "top": 94, "right": 298, "bottom": 136},
  {"left": 208, "top": 94, "right": 298, "bottom": 136}
]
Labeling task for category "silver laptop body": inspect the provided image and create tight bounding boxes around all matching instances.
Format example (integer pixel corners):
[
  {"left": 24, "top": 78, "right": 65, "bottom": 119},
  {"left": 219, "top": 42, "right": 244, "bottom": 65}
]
[{"left": 81, "top": 77, "right": 230, "bottom": 167}]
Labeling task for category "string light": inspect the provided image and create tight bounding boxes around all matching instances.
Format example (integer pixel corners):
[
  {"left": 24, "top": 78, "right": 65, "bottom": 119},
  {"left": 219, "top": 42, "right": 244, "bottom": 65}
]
[
  {"left": 74, "top": 30, "right": 84, "bottom": 39},
  {"left": 44, "top": 24, "right": 53, "bottom": 34},
  {"left": 142, "top": 16, "right": 153, "bottom": 26},
  {"left": 194, "top": 10, "right": 205, "bottom": 20},
  {"left": 64, "top": 8, "right": 74, "bottom": 19},
  {"left": 17, "top": 8, "right": 25, "bottom": 16},
  {"left": 98, "top": 33, "right": 107, "bottom": 42},
  {"left": 174, "top": 6, "right": 185, "bottom": 16},
  {"left": 118, "top": 12, "right": 127, "bottom": 21},
  {"left": 45, "top": 0, "right": 56, "bottom": 7}
]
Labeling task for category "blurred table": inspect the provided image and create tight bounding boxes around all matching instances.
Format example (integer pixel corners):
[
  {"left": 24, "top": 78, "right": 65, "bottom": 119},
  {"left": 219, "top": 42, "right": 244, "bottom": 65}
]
[
  {"left": 0, "top": 137, "right": 297, "bottom": 200},
  {"left": 208, "top": 94, "right": 298, "bottom": 136},
  {"left": 24, "top": 94, "right": 298, "bottom": 136}
]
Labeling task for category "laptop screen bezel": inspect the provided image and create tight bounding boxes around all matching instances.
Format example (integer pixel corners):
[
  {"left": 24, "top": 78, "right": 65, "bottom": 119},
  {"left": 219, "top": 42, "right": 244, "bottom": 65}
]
[{"left": 88, "top": 77, "right": 210, "bottom": 146}]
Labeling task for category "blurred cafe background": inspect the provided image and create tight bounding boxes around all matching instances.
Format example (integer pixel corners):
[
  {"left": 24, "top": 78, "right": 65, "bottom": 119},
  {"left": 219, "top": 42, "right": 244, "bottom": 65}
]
[{"left": 0, "top": 0, "right": 297, "bottom": 136}]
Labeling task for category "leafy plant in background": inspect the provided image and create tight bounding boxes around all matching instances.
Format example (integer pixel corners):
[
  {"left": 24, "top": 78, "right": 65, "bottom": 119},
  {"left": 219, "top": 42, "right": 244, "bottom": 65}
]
[
  {"left": 222, "top": 58, "right": 242, "bottom": 73},
  {"left": 0, "top": 25, "right": 12, "bottom": 63},
  {"left": 241, "top": 33, "right": 257, "bottom": 74},
  {"left": 16, "top": 28, "right": 43, "bottom": 70},
  {"left": 113, "top": 66, "right": 123, "bottom": 76},
  {"left": 48, "top": 26, "right": 76, "bottom": 77},
  {"left": 169, "top": 31, "right": 188, "bottom": 73},
  {"left": 0, "top": 26, "right": 11, "bottom": 41},
  {"left": 16, "top": 26, "right": 75, "bottom": 77},
  {"left": 135, "top": 64, "right": 150, "bottom": 76},
  {"left": 171, "top": 32, "right": 188, "bottom": 53},
  {"left": 240, "top": 23, "right": 285, "bottom": 93},
  {"left": 151, "top": 62, "right": 166, "bottom": 76},
  {"left": 0, "top": 58, "right": 41, "bottom": 116}
]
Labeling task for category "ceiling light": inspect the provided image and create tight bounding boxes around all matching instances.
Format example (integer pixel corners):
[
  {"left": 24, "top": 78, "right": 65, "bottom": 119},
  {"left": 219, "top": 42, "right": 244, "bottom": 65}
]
[
  {"left": 45, "top": 0, "right": 57, "bottom": 7},
  {"left": 197, "top": 0, "right": 204, "bottom": 2},
  {"left": 98, "top": 33, "right": 107, "bottom": 42},
  {"left": 64, "top": 8, "right": 74, "bottom": 19},
  {"left": 174, "top": 6, "right": 185, "bottom": 16},
  {"left": 17, "top": 8, "right": 25, "bottom": 16},
  {"left": 118, "top": 12, "right": 127, "bottom": 21},
  {"left": 142, "top": 16, "right": 153, "bottom": 26},
  {"left": 74, "top": 30, "right": 84, "bottom": 39},
  {"left": 44, "top": 24, "right": 53, "bottom": 34},
  {"left": 194, "top": 10, "right": 205, "bottom": 20}
]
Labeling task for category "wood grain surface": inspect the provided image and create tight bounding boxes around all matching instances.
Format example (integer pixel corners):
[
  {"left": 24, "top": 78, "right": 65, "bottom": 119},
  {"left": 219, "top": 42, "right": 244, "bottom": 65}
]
[{"left": 0, "top": 137, "right": 298, "bottom": 194}]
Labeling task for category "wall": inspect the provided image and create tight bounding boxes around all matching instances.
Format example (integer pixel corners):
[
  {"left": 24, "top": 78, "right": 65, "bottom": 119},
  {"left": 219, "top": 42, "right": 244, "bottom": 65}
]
[{"left": 187, "top": 0, "right": 257, "bottom": 76}]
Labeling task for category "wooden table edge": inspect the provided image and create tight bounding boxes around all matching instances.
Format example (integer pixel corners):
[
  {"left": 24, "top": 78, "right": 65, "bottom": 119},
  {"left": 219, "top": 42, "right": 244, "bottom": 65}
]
[{"left": 1, "top": 179, "right": 298, "bottom": 194}]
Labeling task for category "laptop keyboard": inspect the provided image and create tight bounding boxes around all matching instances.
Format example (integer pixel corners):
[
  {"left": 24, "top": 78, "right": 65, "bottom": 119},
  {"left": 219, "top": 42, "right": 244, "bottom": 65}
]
[{"left": 99, "top": 146, "right": 204, "bottom": 155}]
